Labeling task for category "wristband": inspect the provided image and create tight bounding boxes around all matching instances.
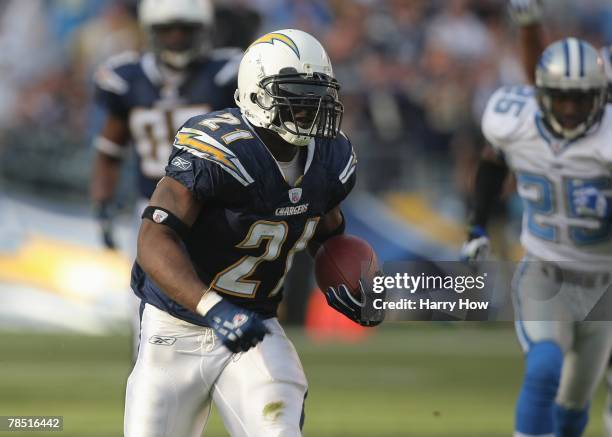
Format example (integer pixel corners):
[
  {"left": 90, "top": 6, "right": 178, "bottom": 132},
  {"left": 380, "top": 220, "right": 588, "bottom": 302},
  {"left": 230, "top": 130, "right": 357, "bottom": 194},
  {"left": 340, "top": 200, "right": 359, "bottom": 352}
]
[{"left": 195, "top": 288, "right": 223, "bottom": 317}]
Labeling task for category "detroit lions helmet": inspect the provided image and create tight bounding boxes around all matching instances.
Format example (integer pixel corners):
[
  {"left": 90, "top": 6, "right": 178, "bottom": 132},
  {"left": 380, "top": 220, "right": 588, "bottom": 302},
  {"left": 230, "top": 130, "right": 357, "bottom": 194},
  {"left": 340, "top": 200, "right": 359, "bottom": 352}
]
[
  {"left": 139, "top": 0, "right": 214, "bottom": 70},
  {"left": 535, "top": 38, "right": 608, "bottom": 140},
  {"left": 235, "top": 29, "right": 343, "bottom": 146}
]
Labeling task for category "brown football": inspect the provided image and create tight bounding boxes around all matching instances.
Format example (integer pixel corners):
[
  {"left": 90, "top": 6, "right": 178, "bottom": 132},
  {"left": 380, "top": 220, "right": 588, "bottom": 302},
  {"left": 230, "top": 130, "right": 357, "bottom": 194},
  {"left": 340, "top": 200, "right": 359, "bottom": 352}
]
[{"left": 314, "top": 234, "right": 378, "bottom": 297}]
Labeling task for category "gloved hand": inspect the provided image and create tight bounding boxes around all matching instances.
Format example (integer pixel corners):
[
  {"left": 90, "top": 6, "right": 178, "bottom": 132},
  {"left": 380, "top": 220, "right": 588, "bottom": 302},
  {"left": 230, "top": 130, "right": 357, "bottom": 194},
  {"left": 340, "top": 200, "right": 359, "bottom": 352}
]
[
  {"left": 573, "top": 186, "right": 611, "bottom": 219},
  {"left": 95, "top": 201, "right": 116, "bottom": 249},
  {"left": 324, "top": 279, "right": 384, "bottom": 327},
  {"left": 508, "top": 0, "right": 543, "bottom": 25},
  {"left": 460, "top": 225, "right": 490, "bottom": 261},
  {"left": 202, "top": 298, "right": 269, "bottom": 353}
]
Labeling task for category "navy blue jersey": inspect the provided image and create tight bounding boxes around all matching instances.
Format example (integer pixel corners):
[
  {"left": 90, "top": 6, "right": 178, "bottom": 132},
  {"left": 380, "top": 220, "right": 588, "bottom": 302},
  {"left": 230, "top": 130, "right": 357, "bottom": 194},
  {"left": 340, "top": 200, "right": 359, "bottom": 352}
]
[
  {"left": 94, "top": 49, "right": 241, "bottom": 198},
  {"left": 131, "top": 107, "right": 357, "bottom": 324}
]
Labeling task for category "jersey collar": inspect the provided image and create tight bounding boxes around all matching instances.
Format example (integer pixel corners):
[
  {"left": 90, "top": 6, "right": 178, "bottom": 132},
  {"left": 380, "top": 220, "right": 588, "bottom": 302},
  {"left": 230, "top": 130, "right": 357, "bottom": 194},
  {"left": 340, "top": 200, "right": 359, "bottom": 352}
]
[
  {"left": 534, "top": 111, "right": 601, "bottom": 155},
  {"left": 239, "top": 113, "right": 317, "bottom": 177}
]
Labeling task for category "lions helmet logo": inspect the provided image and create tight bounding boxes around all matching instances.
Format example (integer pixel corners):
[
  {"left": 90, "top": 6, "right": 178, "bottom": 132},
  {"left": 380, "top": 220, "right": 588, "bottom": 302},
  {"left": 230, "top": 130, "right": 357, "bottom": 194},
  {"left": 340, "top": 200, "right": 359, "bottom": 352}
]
[{"left": 248, "top": 32, "right": 300, "bottom": 59}]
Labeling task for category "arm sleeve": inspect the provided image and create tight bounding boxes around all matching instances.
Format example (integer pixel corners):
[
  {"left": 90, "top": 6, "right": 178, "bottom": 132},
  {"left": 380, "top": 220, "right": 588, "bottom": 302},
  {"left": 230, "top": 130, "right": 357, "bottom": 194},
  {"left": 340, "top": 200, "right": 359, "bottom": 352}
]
[
  {"left": 470, "top": 158, "right": 509, "bottom": 229},
  {"left": 326, "top": 134, "right": 357, "bottom": 212},
  {"left": 165, "top": 146, "right": 220, "bottom": 202},
  {"left": 92, "top": 57, "right": 133, "bottom": 118}
]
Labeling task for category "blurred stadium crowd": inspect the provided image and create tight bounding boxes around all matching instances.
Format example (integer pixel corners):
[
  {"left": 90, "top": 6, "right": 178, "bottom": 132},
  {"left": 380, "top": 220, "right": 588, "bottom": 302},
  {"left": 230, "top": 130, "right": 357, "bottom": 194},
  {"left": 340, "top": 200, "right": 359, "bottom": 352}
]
[{"left": 1, "top": 0, "right": 611, "bottom": 209}]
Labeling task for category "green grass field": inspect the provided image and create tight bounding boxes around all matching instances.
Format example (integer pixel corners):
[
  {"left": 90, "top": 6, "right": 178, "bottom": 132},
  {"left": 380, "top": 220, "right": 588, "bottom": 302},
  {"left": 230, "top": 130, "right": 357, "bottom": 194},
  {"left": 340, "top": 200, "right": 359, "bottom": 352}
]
[{"left": 0, "top": 324, "right": 606, "bottom": 436}]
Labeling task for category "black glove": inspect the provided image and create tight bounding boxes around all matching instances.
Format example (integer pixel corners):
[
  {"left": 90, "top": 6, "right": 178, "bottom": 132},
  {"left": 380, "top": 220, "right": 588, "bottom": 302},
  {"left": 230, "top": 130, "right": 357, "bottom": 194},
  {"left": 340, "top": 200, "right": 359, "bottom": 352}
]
[
  {"left": 324, "top": 279, "right": 385, "bottom": 327},
  {"left": 95, "top": 201, "right": 116, "bottom": 250}
]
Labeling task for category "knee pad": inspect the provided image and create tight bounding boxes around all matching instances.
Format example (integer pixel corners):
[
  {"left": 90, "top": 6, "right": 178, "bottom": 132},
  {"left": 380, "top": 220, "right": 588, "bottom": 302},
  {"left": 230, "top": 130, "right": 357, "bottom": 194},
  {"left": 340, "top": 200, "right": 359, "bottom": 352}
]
[
  {"left": 524, "top": 341, "right": 563, "bottom": 393},
  {"left": 516, "top": 341, "right": 564, "bottom": 435}
]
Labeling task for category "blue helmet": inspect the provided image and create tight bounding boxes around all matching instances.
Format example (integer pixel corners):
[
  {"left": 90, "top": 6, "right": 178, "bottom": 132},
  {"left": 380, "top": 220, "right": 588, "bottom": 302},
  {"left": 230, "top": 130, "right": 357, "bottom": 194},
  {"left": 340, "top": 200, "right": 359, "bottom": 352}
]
[{"left": 535, "top": 38, "right": 608, "bottom": 140}]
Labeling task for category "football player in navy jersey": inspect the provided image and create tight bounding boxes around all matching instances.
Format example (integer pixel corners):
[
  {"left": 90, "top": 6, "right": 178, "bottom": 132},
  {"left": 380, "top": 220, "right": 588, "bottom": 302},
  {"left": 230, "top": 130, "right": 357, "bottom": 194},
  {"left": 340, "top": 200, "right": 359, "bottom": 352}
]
[
  {"left": 90, "top": 0, "right": 241, "bottom": 249},
  {"left": 124, "top": 29, "right": 378, "bottom": 437}
]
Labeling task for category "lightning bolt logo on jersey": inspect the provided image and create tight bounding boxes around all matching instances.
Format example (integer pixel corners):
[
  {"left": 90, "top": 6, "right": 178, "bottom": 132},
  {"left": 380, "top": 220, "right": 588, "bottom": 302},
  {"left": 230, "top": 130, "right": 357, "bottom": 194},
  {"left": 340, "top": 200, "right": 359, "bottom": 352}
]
[
  {"left": 94, "top": 49, "right": 241, "bottom": 198},
  {"left": 131, "top": 108, "right": 357, "bottom": 323},
  {"left": 482, "top": 85, "right": 612, "bottom": 270}
]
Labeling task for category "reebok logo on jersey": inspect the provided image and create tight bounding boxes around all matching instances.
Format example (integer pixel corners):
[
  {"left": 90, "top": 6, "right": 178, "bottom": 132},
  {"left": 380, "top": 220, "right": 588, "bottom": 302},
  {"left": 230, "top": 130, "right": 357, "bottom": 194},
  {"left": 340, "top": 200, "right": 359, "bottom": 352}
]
[
  {"left": 275, "top": 204, "right": 309, "bottom": 216},
  {"left": 171, "top": 156, "right": 192, "bottom": 170},
  {"left": 152, "top": 209, "right": 168, "bottom": 223},
  {"left": 149, "top": 335, "right": 176, "bottom": 346}
]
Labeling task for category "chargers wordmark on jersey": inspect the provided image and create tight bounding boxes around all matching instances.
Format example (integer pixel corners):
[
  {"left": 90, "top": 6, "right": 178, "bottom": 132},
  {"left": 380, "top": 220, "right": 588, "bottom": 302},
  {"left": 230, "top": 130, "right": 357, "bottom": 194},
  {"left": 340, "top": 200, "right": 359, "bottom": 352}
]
[{"left": 275, "top": 204, "right": 309, "bottom": 217}]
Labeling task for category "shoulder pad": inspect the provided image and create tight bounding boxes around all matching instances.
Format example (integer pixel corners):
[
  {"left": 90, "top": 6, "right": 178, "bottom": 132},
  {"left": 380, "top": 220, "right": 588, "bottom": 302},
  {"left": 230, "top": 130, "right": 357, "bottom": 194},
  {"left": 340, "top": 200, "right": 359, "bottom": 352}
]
[
  {"left": 93, "top": 51, "right": 140, "bottom": 95},
  {"left": 172, "top": 111, "right": 254, "bottom": 186},
  {"left": 210, "top": 47, "right": 242, "bottom": 87},
  {"left": 210, "top": 47, "right": 243, "bottom": 61},
  {"left": 481, "top": 85, "right": 537, "bottom": 151},
  {"left": 337, "top": 132, "right": 357, "bottom": 184},
  {"left": 318, "top": 131, "right": 356, "bottom": 184},
  {"left": 594, "top": 106, "right": 612, "bottom": 163}
]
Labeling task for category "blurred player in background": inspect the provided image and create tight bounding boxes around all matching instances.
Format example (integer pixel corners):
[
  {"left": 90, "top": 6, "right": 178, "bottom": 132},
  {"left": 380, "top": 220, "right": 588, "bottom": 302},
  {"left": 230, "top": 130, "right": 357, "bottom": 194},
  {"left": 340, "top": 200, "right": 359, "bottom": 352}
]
[
  {"left": 508, "top": 2, "right": 612, "bottom": 434},
  {"left": 89, "top": 0, "right": 241, "bottom": 354},
  {"left": 125, "top": 29, "right": 378, "bottom": 436},
  {"left": 462, "top": 38, "right": 612, "bottom": 436},
  {"left": 90, "top": 0, "right": 241, "bottom": 250}
]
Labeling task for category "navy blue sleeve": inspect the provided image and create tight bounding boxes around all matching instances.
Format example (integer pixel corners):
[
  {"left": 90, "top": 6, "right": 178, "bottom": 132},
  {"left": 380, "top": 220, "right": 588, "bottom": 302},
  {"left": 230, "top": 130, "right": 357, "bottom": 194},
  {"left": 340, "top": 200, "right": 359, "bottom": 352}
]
[
  {"left": 164, "top": 116, "right": 228, "bottom": 201},
  {"left": 165, "top": 147, "right": 220, "bottom": 202},
  {"left": 325, "top": 133, "right": 357, "bottom": 212},
  {"left": 92, "top": 53, "right": 138, "bottom": 118}
]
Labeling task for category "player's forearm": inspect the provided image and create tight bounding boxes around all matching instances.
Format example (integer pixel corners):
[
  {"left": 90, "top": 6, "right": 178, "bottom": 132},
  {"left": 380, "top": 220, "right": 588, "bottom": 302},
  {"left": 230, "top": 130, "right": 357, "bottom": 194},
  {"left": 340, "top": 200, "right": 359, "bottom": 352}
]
[
  {"left": 469, "top": 158, "right": 508, "bottom": 230},
  {"left": 308, "top": 207, "right": 345, "bottom": 257},
  {"left": 137, "top": 221, "right": 206, "bottom": 312},
  {"left": 90, "top": 152, "right": 121, "bottom": 203},
  {"left": 518, "top": 24, "right": 546, "bottom": 85}
]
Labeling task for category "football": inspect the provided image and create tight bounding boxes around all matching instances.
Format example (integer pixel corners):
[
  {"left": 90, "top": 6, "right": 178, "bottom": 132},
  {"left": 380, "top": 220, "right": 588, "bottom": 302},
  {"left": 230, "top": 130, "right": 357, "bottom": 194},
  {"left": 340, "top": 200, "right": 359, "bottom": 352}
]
[{"left": 314, "top": 234, "right": 379, "bottom": 297}]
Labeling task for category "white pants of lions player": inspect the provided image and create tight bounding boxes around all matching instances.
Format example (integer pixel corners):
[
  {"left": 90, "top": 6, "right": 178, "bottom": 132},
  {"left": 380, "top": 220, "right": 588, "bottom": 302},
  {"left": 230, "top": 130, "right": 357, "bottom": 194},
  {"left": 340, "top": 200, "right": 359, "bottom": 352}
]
[
  {"left": 513, "top": 254, "right": 612, "bottom": 412},
  {"left": 125, "top": 304, "right": 308, "bottom": 437}
]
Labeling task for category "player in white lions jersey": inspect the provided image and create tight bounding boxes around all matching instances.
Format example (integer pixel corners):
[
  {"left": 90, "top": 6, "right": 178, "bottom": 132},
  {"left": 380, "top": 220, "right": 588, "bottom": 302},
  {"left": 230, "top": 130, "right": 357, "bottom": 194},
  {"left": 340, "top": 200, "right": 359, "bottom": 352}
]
[
  {"left": 462, "top": 39, "right": 612, "bottom": 436},
  {"left": 508, "top": 2, "right": 612, "bottom": 433}
]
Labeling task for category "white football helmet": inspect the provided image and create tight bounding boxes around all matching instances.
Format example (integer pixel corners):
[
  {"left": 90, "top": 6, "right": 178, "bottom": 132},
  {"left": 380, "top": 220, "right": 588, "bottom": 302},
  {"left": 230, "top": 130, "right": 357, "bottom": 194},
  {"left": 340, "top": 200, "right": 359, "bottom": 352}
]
[
  {"left": 139, "top": 0, "right": 214, "bottom": 69},
  {"left": 235, "top": 29, "right": 343, "bottom": 146},
  {"left": 535, "top": 38, "right": 608, "bottom": 140}
]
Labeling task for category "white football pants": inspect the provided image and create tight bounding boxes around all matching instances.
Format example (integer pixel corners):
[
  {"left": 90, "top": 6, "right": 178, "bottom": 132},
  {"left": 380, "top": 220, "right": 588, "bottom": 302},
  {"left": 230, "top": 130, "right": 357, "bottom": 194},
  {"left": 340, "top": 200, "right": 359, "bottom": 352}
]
[
  {"left": 513, "top": 255, "right": 612, "bottom": 409},
  {"left": 125, "top": 304, "right": 308, "bottom": 437}
]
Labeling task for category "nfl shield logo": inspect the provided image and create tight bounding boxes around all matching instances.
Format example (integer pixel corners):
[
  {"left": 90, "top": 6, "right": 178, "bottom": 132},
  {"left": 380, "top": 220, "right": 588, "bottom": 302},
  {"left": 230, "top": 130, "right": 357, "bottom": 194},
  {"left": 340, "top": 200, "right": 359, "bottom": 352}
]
[
  {"left": 288, "top": 188, "right": 302, "bottom": 204},
  {"left": 152, "top": 209, "right": 168, "bottom": 223}
]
